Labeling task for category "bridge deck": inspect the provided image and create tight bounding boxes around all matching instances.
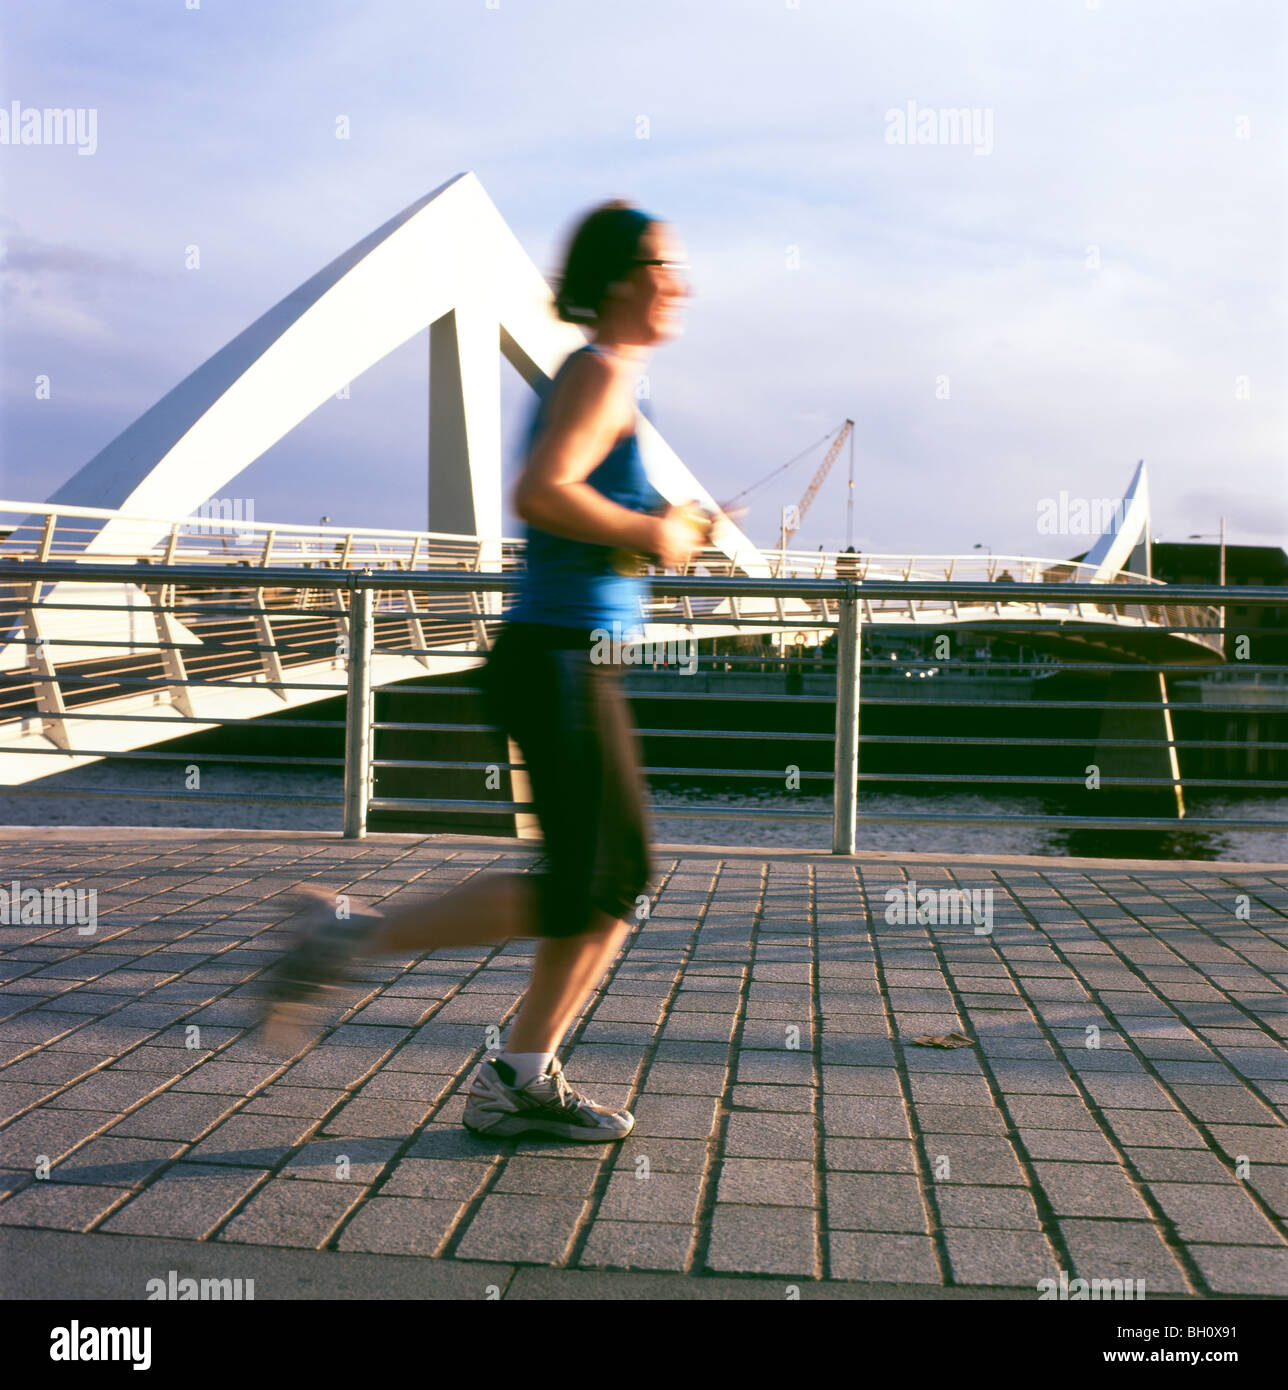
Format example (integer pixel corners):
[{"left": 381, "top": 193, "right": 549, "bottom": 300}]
[{"left": 0, "top": 827, "right": 1284, "bottom": 1298}]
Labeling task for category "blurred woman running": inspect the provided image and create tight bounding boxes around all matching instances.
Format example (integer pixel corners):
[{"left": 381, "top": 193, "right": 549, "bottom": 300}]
[{"left": 261, "top": 200, "right": 706, "bottom": 1143}]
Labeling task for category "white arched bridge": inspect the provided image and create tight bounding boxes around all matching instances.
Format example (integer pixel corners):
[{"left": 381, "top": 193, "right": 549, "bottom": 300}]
[{"left": 0, "top": 173, "right": 1230, "bottom": 841}]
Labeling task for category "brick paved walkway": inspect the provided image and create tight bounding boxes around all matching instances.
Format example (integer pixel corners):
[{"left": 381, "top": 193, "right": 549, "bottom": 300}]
[{"left": 0, "top": 828, "right": 1285, "bottom": 1299}]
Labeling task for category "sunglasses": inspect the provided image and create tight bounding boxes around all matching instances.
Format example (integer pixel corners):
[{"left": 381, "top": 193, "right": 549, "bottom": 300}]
[{"left": 633, "top": 258, "right": 691, "bottom": 273}]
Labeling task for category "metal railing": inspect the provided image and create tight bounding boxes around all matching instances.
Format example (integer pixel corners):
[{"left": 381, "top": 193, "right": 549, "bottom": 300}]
[
  {"left": 0, "top": 498, "right": 1225, "bottom": 658},
  {"left": 0, "top": 556, "right": 1284, "bottom": 854}
]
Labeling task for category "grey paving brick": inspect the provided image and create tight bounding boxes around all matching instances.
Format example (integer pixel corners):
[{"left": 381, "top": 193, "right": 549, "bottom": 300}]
[
  {"left": 0, "top": 1081, "right": 59, "bottom": 1123},
  {"left": 706, "top": 1203, "right": 816, "bottom": 1276},
  {"left": 986, "top": 1060, "right": 1080, "bottom": 1096},
  {"left": 216, "top": 1178, "right": 362, "bottom": 1247},
  {"left": 596, "top": 1171, "right": 703, "bottom": 1224},
  {"left": 907, "top": 1073, "right": 995, "bottom": 1106},
  {"left": 278, "top": 1138, "right": 401, "bottom": 1184},
  {"left": 1017, "top": 1127, "right": 1119, "bottom": 1163},
  {"left": 824, "top": 1138, "right": 918, "bottom": 1173},
  {"left": 106, "top": 1046, "right": 200, "bottom": 1076},
  {"left": 935, "top": 1185, "right": 1041, "bottom": 1230},
  {"left": 734, "top": 1050, "right": 812, "bottom": 1086},
  {"left": 0, "top": 1052, "right": 98, "bottom": 1085},
  {"left": 171, "top": 1060, "right": 282, "bottom": 1095},
  {"left": 922, "top": 1134, "right": 1027, "bottom": 1186},
  {"left": 240, "top": 1084, "right": 350, "bottom": 1117},
  {"left": 1188, "top": 1244, "right": 1288, "bottom": 1296},
  {"left": 821, "top": 1037, "right": 896, "bottom": 1066},
  {"left": 1058, "top": 1218, "right": 1191, "bottom": 1294},
  {"left": 1169, "top": 1084, "right": 1279, "bottom": 1126},
  {"left": 348, "top": 997, "right": 438, "bottom": 1027},
  {"left": 580, "top": 1220, "right": 692, "bottom": 1272},
  {"left": 1100, "top": 1108, "right": 1207, "bottom": 1149},
  {"left": 659, "top": 1012, "right": 735, "bottom": 1043},
  {"left": 912, "top": 1102, "right": 1007, "bottom": 1135},
  {"left": 54, "top": 1135, "right": 185, "bottom": 1187},
  {"left": 820, "top": 1066, "right": 901, "bottom": 1097},
  {"left": 109, "top": 1090, "right": 239, "bottom": 1140},
  {"left": 492, "top": 1156, "right": 602, "bottom": 1198},
  {"left": 408, "top": 1125, "right": 509, "bottom": 1162},
  {"left": 319, "top": 1096, "right": 435, "bottom": 1139},
  {"left": 822, "top": 1096, "right": 909, "bottom": 1140},
  {"left": 1125, "top": 1147, "right": 1234, "bottom": 1183},
  {"left": 826, "top": 1173, "right": 926, "bottom": 1233},
  {"left": 0, "top": 1170, "right": 32, "bottom": 1200},
  {"left": 1031, "top": 1161, "right": 1152, "bottom": 1219},
  {"left": 1000, "top": 1095, "right": 1097, "bottom": 1130},
  {"left": 1078, "top": 1073, "right": 1176, "bottom": 1110},
  {"left": 354, "top": 1071, "right": 455, "bottom": 1104},
  {"left": 0, "top": 1108, "right": 115, "bottom": 1167},
  {"left": 0, "top": 1181, "right": 131, "bottom": 1231},
  {"left": 977, "top": 1038, "right": 1054, "bottom": 1059},
  {"left": 1246, "top": 1166, "right": 1288, "bottom": 1220},
  {"left": 944, "top": 1227, "right": 1058, "bottom": 1287},
  {"left": 335, "top": 1196, "right": 463, "bottom": 1255},
  {"left": 1217, "top": 1048, "right": 1288, "bottom": 1082},
  {"left": 378, "top": 1157, "right": 491, "bottom": 1200},
  {"left": 100, "top": 1163, "right": 267, "bottom": 1238},
  {"left": 730, "top": 1084, "right": 813, "bottom": 1114},
  {"left": 715, "top": 1158, "right": 814, "bottom": 1207},
  {"left": 1148, "top": 1181, "right": 1284, "bottom": 1245},
  {"left": 724, "top": 1111, "right": 814, "bottom": 1160},
  {"left": 563, "top": 1044, "right": 649, "bottom": 1083},
  {"left": 185, "top": 1113, "right": 316, "bottom": 1167},
  {"left": 828, "top": 1231, "right": 940, "bottom": 1284},
  {"left": 1205, "top": 1124, "right": 1288, "bottom": 1165},
  {"left": 642, "top": 1062, "right": 728, "bottom": 1095},
  {"left": 611, "top": 1136, "right": 708, "bottom": 1174},
  {"left": 454, "top": 1195, "right": 584, "bottom": 1263}
]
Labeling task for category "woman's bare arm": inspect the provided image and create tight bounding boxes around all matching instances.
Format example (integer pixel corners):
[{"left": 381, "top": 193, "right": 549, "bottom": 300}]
[{"left": 513, "top": 352, "right": 660, "bottom": 550}]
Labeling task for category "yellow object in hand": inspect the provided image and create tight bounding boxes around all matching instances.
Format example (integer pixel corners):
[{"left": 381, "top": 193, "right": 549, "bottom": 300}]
[{"left": 609, "top": 501, "right": 714, "bottom": 575}]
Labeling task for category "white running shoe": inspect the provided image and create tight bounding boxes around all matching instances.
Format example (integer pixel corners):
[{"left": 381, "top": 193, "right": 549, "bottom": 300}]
[{"left": 462, "top": 1056, "right": 635, "bottom": 1142}]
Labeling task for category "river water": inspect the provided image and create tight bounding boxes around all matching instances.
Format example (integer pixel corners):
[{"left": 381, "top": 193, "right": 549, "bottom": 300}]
[{"left": 2, "top": 759, "right": 1284, "bottom": 864}]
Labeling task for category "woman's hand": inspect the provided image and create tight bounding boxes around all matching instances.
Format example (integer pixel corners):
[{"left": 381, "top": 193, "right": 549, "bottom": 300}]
[{"left": 647, "top": 502, "right": 711, "bottom": 569}]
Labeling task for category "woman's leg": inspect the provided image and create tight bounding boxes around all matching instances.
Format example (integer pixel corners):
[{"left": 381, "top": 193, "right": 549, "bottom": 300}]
[
  {"left": 506, "top": 913, "right": 630, "bottom": 1052},
  {"left": 505, "top": 662, "right": 649, "bottom": 1053},
  {"left": 367, "top": 872, "right": 537, "bottom": 953}
]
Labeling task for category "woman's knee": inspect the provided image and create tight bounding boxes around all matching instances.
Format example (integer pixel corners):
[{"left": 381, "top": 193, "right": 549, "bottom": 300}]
[{"left": 594, "top": 850, "right": 652, "bottom": 926}]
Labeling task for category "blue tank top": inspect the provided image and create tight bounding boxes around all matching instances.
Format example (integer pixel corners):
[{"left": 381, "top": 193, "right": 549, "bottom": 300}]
[{"left": 506, "top": 344, "right": 667, "bottom": 637}]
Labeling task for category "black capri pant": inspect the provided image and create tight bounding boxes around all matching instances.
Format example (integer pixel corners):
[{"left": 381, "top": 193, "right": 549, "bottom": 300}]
[{"left": 482, "top": 621, "right": 653, "bottom": 939}]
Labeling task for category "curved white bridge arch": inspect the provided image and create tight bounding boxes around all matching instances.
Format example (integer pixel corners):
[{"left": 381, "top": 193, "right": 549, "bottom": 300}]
[{"left": 29, "top": 171, "right": 766, "bottom": 568}]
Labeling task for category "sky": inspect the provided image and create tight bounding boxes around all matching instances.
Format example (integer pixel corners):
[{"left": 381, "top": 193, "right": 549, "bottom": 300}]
[{"left": 1, "top": 0, "right": 1285, "bottom": 560}]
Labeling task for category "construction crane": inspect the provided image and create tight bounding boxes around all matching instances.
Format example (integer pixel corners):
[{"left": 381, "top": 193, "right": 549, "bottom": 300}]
[{"left": 777, "top": 418, "right": 854, "bottom": 550}]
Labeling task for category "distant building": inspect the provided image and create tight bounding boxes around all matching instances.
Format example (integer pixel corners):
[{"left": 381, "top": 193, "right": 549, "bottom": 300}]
[{"left": 1072, "top": 542, "right": 1288, "bottom": 663}]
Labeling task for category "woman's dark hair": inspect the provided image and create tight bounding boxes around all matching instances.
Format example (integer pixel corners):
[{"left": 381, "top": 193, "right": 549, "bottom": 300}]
[{"left": 553, "top": 200, "right": 657, "bottom": 325}]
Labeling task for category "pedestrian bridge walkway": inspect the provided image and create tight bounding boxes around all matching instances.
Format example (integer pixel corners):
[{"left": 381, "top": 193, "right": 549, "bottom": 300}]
[
  {"left": 0, "top": 491, "right": 1225, "bottom": 790},
  {"left": 0, "top": 827, "right": 1283, "bottom": 1298}
]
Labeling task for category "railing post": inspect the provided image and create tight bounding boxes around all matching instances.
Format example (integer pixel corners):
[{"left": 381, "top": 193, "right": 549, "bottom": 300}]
[
  {"left": 343, "top": 583, "right": 374, "bottom": 838},
  {"left": 24, "top": 511, "right": 70, "bottom": 749},
  {"left": 832, "top": 587, "right": 861, "bottom": 854}
]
